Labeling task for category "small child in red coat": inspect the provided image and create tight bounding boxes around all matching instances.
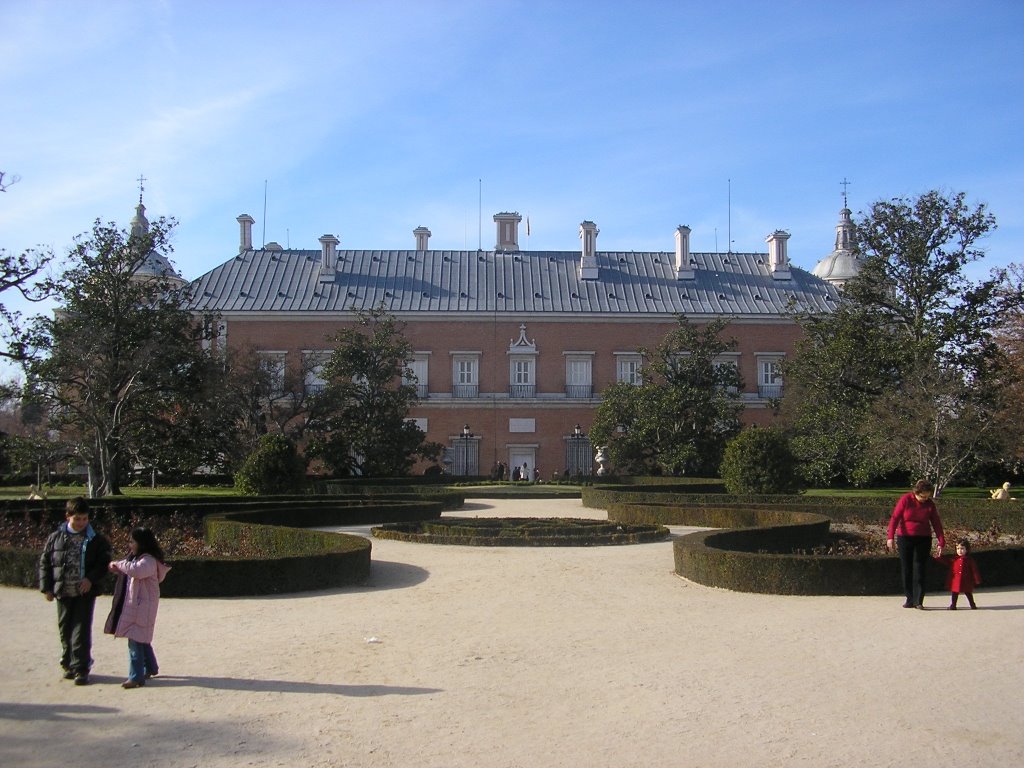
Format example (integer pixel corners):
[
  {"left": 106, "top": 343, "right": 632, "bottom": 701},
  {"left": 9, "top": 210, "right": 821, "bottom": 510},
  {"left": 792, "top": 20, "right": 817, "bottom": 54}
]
[{"left": 936, "top": 540, "right": 981, "bottom": 610}]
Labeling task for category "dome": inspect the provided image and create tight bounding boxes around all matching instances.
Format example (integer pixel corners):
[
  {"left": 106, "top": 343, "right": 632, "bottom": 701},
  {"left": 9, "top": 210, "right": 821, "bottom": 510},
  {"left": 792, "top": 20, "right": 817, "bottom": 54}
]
[
  {"left": 128, "top": 199, "right": 186, "bottom": 288},
  {"left": 812, "top": 207, "right": 863, "bottom": 287}
]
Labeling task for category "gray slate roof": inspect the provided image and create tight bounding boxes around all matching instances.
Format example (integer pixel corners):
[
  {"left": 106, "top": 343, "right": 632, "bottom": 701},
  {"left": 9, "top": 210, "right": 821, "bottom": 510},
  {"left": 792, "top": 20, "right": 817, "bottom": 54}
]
[{"left": 188, "top": 249, "right": 840, "bottom": 317}]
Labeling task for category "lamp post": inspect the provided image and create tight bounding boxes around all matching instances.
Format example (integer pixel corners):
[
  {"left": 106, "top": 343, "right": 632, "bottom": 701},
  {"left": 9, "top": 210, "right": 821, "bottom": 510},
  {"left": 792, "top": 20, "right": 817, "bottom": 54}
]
[
  {"left": 457, "top": 424, "right": 475, "bottom": 477},
  {"left": 567, "top": 423, "right": 590, "bottom": 478}
]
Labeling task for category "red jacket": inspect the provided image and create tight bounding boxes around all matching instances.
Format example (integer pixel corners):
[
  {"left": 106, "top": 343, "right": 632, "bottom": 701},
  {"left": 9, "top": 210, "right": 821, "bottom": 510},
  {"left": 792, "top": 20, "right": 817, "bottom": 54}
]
[
  {"left": 936, "top": 554, "right": 981, "bottom": 593},
  {"left": 887, "top": 492, "right": 945, "bottom": 549}
]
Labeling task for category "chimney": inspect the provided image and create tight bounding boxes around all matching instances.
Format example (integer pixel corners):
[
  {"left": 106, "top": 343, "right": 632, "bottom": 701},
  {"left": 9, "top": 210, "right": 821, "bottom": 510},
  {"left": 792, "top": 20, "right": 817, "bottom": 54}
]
[
  {"left": 766, "top": 230, "right": 792, "bottom": 279},
  {"left": 580, "top": 220, "right": 599, "bottom": 280},
  {"left": 413, "top": 226, "right": 431, "bottom": 251},
  {"left": 318, "top": 233, "right": 339, "bottom": 282},
  {"left": 675, "top": 225, "right": 695, "bottom": 280},
  {"left": 237, "top": 214, "right": 255, "bottom": 253},
  {"left": 493, "top": 212, "right": 522, "bottom": 252}
]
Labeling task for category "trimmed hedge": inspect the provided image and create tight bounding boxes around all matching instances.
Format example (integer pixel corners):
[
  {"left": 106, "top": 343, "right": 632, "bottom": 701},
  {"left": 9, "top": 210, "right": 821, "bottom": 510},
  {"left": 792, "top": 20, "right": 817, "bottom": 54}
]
[
  {"left": 601, "top": 500, "right": 1024, "bottom": 595},
  {"left": 1, "top": 495, "right": 448, "bottom": 597},
  {"left": 372, "top": 517, "right": 669, "bottom": 546},
  {"left": 581, "top": 483, "right": 726, "bottom": 509},
  {"left": 595, "top": 491, "right": 1024, "bottom": 532}
]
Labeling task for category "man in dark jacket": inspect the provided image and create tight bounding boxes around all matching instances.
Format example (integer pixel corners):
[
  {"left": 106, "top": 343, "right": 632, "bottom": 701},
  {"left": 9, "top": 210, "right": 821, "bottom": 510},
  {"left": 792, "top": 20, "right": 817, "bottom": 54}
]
[{"left": 38, "top": 497, "right": 112, "bottom": 685}]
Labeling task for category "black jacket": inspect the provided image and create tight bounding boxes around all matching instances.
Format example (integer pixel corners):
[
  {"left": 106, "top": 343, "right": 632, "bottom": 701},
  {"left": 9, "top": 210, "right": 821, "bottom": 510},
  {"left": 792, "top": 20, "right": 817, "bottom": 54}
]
[{"left": 38, "top": 523, "right": 112, "bottom": 597}]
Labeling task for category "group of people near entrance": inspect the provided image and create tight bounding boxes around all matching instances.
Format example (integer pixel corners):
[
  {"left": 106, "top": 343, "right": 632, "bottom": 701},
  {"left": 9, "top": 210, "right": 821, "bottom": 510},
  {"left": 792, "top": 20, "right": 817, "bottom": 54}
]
[
  {"left": 37, "top": 480, "right": 983, "bottom": 688},
  {"left": 885, "top": 479, "right": 982, "bottom": 610},
  {"left": 492, "top": 461, "right": 540, "bottom": 482},
  {"left": 38, "top": 497, "right": 169, "bottom": 688}
]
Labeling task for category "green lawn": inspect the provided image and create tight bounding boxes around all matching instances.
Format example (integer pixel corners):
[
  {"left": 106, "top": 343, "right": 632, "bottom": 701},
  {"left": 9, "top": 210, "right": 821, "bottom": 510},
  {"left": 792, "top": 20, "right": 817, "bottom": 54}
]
[
  {"left": 803, "top": 486, "right": 994, "bottom": 499},
  {"left": 0, "top": 484, "right": 242, "bottom": 501},
  {"left": 1, "top": 481, "right": 997, "bottom": 501}
]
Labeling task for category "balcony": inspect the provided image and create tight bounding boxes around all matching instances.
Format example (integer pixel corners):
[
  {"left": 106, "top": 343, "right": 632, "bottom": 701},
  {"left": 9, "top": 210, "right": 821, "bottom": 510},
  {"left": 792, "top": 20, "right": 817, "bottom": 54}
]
[
  {"left": 758, "top": 384, "right": 784, "bottom": 399},
  {"left": 453, "top": 384, "right": 479, "bottom": 399},
  {"left": 304, "top": 383, "right": 326, "bottom": 397},
  {"left": 564, "top": 384, "right": 593, "bottom": 399},
  {"left": 509, "top": 384, "right": 536, "bottom": 398}
]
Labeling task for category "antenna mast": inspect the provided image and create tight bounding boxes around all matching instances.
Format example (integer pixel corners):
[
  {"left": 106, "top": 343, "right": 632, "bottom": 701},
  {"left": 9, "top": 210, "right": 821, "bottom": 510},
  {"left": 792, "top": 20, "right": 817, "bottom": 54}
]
[
  {"left": 727, "top": 178, "right": 732, "bottom": 254},
  {"left": 262, "top": 180, "right": 268, "bottom": 248}
]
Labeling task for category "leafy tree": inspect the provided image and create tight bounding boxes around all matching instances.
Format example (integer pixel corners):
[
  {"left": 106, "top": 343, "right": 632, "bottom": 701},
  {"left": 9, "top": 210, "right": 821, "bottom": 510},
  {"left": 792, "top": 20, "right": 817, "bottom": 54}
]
[
  {"left": 234, "top": 433, "right": 306, "bottom": 495},
  {"left": 211, "top": 346, "right": 322, "bottom": 472},
  {"left": 589, "top": 317, "right": 743, "bottom": 476},
  {"left": 989, "top": 263, "right": 1024, "bottom": 471},
  {"left": 781, "top": 302, "right": 905, "bottom": 486},
  {"left": 861, "top": 366, "right": 1014, "bottom": 492},
  {"left": 0, "top": 391, "right": 68, "bottom": 483},
  {"left": 306, "top": 307, "right": 440, "bottom": 477},
  {"left": 783, "top": 190, "right": 1021, "bottom": 491},
  {"left": 23, "top": 216, "right": 217, "bottom": 496},
  {"left": 720, "top": 426, "right": 802, "bottom": 494},
  {"left": 125, "top": 351, "right": 243, "bottom": 478}
]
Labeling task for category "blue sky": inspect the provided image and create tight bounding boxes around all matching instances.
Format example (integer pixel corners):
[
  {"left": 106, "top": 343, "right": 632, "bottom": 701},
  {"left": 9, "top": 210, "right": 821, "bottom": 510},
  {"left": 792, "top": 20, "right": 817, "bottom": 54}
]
[{"left": 2, "top": 0, "right": 1022, "bottom": 296}]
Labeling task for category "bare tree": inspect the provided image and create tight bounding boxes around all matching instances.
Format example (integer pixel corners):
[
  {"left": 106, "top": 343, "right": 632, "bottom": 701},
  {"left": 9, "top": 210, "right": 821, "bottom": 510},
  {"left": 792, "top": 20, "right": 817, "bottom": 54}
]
[{"left": 0, "top": 171, "right": 52, "bottom": 360}]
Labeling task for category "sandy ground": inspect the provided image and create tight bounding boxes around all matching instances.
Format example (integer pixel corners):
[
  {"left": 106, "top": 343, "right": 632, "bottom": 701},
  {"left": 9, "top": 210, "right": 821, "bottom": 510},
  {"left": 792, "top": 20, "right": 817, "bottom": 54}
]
[{"left": 2, "top": 497, "right": 1022, "bottom": 768}]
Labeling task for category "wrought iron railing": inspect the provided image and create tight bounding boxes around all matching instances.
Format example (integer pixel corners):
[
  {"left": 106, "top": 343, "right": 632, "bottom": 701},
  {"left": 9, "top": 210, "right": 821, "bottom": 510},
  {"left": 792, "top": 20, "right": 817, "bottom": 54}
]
[{"left": 564, "top": 384, "right": 593, "bottom": 399}]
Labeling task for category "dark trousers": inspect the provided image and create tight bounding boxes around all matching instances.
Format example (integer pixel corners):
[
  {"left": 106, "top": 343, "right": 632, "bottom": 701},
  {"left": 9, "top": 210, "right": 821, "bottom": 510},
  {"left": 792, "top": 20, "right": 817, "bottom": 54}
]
[
  {"left": 897, "top": 535, "right": 932, "bottom": 606},
  {"left": 56, "top": 595, "right": 97, "bottom": 673},
  {"left": 950, "top": 592, "right": 977, "bottom": 608}
]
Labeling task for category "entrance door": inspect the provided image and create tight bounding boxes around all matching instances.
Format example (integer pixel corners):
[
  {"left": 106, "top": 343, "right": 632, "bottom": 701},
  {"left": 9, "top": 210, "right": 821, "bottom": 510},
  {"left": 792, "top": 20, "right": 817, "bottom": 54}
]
[{"left": 508, "top": 449, "right": 535, "bottom": 481}]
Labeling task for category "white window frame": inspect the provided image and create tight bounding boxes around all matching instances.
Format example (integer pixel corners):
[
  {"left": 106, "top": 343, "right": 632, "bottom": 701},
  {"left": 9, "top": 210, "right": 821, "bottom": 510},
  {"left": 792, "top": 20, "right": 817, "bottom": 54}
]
[
  {"left": 564, "top": 353, "right": 594, "bottom": 398},
  {"left": 713, "top": 352, "right": 741, "bottom": 393},
  {"left": 511, "top": 357, "right": 535, "bottom": 386},
  {"left": 756, "top": 353, "right": 785, "bottom": 398},
  {"left": 615, "top": 353, "right": 643, "bottom": 386},
  {"left": 451, "top": 352, "right": 481, "bottom": 397},
  {"left": 454, "top": 356, "right": 479, "bottom": 385},
  {"left": 257, "top": 351, "right": 287, "bottom": 398},
  {"left": 405, "top": 352, "right": 430, "bottom": 397},
  {"left": 302, "top": 350, "right": 331, "bottom": 396}
]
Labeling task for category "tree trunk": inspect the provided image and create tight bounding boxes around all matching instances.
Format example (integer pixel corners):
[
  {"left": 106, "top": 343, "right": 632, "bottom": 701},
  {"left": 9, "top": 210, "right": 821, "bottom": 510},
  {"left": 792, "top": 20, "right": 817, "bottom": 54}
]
[{"left": 94, "top": 434, "right": 124, "bottom": 496}]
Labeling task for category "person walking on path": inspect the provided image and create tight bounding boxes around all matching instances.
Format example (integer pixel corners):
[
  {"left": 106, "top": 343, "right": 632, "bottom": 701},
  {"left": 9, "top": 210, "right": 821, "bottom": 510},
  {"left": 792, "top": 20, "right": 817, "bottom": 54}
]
[
  {"left": 106, "top": 528, "right": 171, "bottom": 689},
  {"left": 886, "top": 479, "right": 945, "bottom": 609},
  {"left": 38, "top": 497, "right": 112, "bottom": 685},
  {"left": 936, "top": 539, "right": 981, "bottom": 610}
]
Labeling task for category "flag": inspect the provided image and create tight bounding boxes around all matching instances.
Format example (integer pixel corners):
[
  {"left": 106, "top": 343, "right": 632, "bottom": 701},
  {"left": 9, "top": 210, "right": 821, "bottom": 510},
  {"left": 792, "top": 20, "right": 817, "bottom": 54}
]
[{"left": 526, "top": 216, "right": 531, "bottom": 237}]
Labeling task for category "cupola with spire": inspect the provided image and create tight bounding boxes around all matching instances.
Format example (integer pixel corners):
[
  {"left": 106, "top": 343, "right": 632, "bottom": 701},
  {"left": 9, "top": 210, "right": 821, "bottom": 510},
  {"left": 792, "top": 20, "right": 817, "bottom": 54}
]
[
  {"left": 812, "top": 181, "right": 864, "bottom": 287},
  {"left": 128, "top": 182, "right": 186, "bottom": 289}
]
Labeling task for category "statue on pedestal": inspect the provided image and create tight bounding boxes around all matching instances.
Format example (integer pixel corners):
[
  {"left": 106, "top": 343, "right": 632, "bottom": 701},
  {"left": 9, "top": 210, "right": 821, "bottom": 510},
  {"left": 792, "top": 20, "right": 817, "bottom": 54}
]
[{"left": 595, "top": 446, "right": 608, "bottom": 477}]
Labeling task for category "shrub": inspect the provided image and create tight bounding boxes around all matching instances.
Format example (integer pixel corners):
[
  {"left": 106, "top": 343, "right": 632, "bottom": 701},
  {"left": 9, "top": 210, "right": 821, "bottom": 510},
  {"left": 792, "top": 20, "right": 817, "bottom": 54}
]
[
  {"left": 720, "top": 427, "right": 801, "bottom": 494},
  {"left": 234, "top": 434, "right": 307, "bottom": 496}
]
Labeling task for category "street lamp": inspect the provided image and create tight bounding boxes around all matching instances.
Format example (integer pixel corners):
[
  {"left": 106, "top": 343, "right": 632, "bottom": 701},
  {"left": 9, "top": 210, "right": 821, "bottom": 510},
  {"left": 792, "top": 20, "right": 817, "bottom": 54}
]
[
  {"left": 457, "top": 424, "right": 475, "bottom": 476},
  {"left": 567, "top": 423, "right": 590, "bottom": 479}
]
